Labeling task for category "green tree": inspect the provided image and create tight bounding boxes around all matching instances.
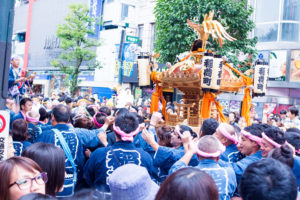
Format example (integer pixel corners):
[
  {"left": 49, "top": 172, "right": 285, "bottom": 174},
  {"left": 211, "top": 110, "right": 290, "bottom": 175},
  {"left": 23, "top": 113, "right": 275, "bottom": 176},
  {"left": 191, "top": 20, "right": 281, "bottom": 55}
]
[
  {"left": 154, "top": 0, "right": 257, "bottom": 72},
  {"left": 51, "top": 4, "right": 101, "bottom": 96}
]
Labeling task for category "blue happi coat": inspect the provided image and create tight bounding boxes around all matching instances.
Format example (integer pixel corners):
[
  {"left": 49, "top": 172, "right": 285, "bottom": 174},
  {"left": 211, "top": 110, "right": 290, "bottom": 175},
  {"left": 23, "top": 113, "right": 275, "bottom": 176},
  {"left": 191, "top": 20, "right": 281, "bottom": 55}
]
[
  {"left": 220, "top": 144, "right": 244, "bottom": 163},
  {"left": 37, "top": 124, "right": 103, "bottom": 197},
  {"left": 107, "top": 130, "right": 116, "bottom": 145},
  {"left": 84, "top": 141, "right": 153, "bottom": 192},
  {"left": 153, "top": 145, "right": 199, "bottom": 181},
  {"left": 133, "top": 128, "right": 166, "bottom": 182},
  {"left": 27, "top": 122, "right": 36, "bottom": 143},
  {"left": 13, "top": 140, "right": 32, "bottom": 156},
  {"left": 219, "top": 150, "right": 262, "bottom": 184},
  {"left": 293, "top": 156, "right": 300, "bottom": 187},
  {"left": 134, "top": 128, "right": 158, "bottom": 158},
  {"left": 8, "top": 66, "right": 26, "bottom": 96},
  {"left": 169, "top": 159, "right": 237, "bottom": 200},
  {"left": 10, "top": 111, "right": 25, "bottom": 128},
  {"left": 28, "top": 122, "right": 53, "bottom": 144}
]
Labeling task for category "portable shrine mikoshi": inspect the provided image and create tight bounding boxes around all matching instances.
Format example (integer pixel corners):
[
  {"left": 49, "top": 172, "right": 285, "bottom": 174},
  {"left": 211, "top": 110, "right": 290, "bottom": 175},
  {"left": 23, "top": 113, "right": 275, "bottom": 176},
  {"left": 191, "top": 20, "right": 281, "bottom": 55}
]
[{"left": 150, "top": 11, "right": 269, "bottom": 127}]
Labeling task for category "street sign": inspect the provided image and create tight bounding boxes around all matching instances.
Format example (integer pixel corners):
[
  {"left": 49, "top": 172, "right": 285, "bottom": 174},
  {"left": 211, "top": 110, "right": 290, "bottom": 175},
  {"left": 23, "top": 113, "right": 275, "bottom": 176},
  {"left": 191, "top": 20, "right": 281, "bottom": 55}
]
[
  {"left": 126, "top": 36, "right": 139, "bottom": 44},
  {"left": 0, "top": 111, "right": 9, "bottom": 161}
]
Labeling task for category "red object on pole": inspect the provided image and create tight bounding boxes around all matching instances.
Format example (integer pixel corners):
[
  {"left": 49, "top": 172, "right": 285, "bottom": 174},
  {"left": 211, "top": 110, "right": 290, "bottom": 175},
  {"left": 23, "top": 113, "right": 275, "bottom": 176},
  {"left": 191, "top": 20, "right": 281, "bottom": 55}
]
[{"left": 21, "top": 0, "right": 36, "bottom": 77}]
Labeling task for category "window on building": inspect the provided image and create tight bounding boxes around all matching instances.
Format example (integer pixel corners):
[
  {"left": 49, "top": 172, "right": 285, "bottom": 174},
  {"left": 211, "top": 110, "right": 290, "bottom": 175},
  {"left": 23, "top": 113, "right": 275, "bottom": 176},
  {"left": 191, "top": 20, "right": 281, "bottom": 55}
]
[
  {"left": 255, "top": 0, "right": 280, "bottom": 23},
  {"left": 150, "top": 23, "right": 156, "bottom": 52},
  {"left": 138, "top": 24, "right": 144, "bottom": 47},
  {"left": 121, "top": 4, "right": 135, "bottom": 21},
  {"left": 255, "top": 24, "right": 278, "bottom": 42},
  {"left": 121, "top": 4, "right": 129, "bottom": 21},
  {"left": 16, "top": 32, "right": 26, "bottom": 42},
  {"left": 253, "top": 0, "right": 300, "bottom": 42},
  {"left": 106, "top": 0, "right": 114, "bottom": 3},
  {"left": 282, "top": 0, "right": 300, "bottom": 21}
]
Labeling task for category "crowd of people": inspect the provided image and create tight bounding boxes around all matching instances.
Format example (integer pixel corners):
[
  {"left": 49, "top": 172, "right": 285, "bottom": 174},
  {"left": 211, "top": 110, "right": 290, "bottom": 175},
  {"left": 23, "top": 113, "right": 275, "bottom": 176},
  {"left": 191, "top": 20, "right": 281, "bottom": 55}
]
[{"left": 1, "top": 92, "right": 300, "bottom": 200}]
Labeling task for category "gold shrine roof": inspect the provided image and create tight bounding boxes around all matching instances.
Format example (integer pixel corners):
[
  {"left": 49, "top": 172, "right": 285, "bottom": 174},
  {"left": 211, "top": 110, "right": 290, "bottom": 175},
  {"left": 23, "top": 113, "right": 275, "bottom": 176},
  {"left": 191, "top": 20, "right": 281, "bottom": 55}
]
[{"left": 158, "top": 64, "right": 246, "bottom": 93}]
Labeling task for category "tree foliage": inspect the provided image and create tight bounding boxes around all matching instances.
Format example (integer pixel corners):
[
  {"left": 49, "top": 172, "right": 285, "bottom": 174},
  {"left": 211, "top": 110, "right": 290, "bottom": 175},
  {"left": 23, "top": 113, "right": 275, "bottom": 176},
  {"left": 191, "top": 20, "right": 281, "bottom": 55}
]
[
  {"left": 51, "top": 4, "right": 101, "bottom": 96},
  {"left": 154, "top": 0, "right": 257, "bottom": 72}
]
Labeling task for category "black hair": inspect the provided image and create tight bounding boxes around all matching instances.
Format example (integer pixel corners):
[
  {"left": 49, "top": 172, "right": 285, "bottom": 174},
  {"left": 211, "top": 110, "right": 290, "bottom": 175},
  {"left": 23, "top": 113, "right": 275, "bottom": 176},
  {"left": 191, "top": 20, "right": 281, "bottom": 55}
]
[
  {"left": 200, "top": 118, "right": 219, "bottom": 136},
  {"left": 58, "top": 97, "right": 65, "bottom": 103},
  {"left": 288, "top": 106, "right": 299, "bottom": 116},
  {"left": 52, "top": 104, "right": 71, "bottom": 123},
  {"left": 115, "top": 108, "right": 129, "bottom": 117},
  {"left": 156, "top": 125, "right": 173, "bottom": 147},
  {"left": 179, "top": 125, "right": 197, "bottom": 139},
  {"left": 73, "top": 115, "right": 93, "bottom": 130},
  {"left": 67, "top": 189, "right": 110, "bottom": 200},
  {"left": 264, "top": 126, "right": 285, "bottom": 145},
  {"left": 114, "top": 112, "right": 139, "bottom": 136},
  {"left": 259, "top": 123, "right": 271, "bottom": 132},
  {"left": 43, "top": 97, "right": 50, "bottom": 102},
  {"left": 286, "top": 127, "right": 300, "bottom": 134},
  {"left": 90, "top": 97, "right": 95, "bottom": 103},
  {"left": 65, "top": 97, "right": 73, "bottom": 104},
  {"left": 269, "top": 144, "right": 294, "bottom": 168},
  {"left": 22, "top": 143, "right": 65, "bottom": 196},
  {"left": 86, "top": 106, "right": 96, "bottom": 117},
  {"left": 95, "top": 112, "right": 107, "bottom": 125},
  {"left": 131, "top": 112, "right": 144, "bottom": 124},
  {"left": 76, "top": 96, "right": 83, "bottom": 101},
  {"left": 240, "top": 158, "right": 297, "bottom": 200},
  {"left": 11, "top": 119, "right": 28, "bottom": 141},
  {"left": 155, "top": 167, "right": 219, "bottom": 200},
  {"left": 58, "top": 92, "right": 65, "bottom": 97},
  {"left": 99, "top": 106, "right": 112, "bottom": 116},
  {"left": 39, "top": 107, "right": 49, "bottom": 121},
  {"left": 20, "top": 97, "right": 32, "bottom": 110},
  {"left": 70, "top": 113, "right": 76, "bottom": 125},
  {"left": 244, "top": 124, "right": 263, "bottom": 137},
  {"left": 284, "top": 132, "right": 300, "bottom": 153},
  {"left": 280, "top": 110, "right": 287, "bottom": 115},
  {"left": 17, "top": 193, "right": 55, "bottom": 200},
  {"left": 130, "top": 106, "right": 138, "bottom": 112}
]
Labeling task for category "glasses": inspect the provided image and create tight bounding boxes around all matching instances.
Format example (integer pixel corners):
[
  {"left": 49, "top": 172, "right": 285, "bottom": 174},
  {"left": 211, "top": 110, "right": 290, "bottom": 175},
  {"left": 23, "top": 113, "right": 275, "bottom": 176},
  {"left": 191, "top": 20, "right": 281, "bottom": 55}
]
[{"left": 9, "top": 172, "right": 48, "bottom": 190}]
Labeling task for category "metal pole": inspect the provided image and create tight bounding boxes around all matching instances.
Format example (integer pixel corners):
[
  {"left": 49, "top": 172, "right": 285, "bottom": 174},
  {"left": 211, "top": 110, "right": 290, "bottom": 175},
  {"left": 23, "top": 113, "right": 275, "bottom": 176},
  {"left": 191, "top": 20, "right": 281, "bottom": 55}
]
[{"left": 118, "top": 28, "right": 125, "bottom": 84}]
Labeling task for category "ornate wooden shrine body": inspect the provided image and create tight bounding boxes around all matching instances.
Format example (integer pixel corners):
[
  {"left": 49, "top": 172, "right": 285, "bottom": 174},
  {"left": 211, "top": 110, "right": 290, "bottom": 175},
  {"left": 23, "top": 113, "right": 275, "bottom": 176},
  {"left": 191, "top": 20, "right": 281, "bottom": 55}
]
[{"left": 160, "top": 63, "right": 246, "bottom": 127}]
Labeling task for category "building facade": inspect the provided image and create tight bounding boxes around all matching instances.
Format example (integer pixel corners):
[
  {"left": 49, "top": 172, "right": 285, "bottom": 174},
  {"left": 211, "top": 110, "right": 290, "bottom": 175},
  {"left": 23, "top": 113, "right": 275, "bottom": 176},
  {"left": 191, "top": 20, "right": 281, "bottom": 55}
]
[
  {"left": 219, "top": 0, "right": 300, "bottom": 118},
  {"left": 12, "top": 0, "right": 156, "bottom": 100}
]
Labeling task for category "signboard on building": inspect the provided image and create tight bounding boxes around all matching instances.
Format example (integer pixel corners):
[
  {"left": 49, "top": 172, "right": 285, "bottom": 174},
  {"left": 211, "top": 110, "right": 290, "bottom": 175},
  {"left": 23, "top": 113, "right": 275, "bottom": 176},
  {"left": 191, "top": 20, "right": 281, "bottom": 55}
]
[
  {"left": 269, "top": 50, "right": 287, "bottom": 81},
  {"left": 290, "top": 50, "right": 300, "bottom": 82},
  {"left": 0, "top": 111, "right": 10, "bottom": 161},
  {"left": 122, "top": 43, "right": 137, "bottom": 78},
  {"left": 89, "top": 0, "right": 103, "bottom": 38},
  {"left": 126, "top": 36, "right": 139, "bottom": 44}
]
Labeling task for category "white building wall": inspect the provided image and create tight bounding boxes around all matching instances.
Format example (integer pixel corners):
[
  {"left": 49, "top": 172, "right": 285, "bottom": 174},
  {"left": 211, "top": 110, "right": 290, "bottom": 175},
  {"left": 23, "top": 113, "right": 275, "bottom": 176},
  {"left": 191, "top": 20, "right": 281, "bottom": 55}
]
[{"left": 95, "top": 0, "right": 157, "bottom": 88}]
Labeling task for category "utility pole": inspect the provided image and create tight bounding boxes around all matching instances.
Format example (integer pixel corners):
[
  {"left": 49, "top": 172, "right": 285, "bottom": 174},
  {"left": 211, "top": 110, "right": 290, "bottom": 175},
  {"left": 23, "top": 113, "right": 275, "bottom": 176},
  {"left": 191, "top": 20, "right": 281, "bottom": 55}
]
[
  {"left": 22, "top": 0, "right": 36, "bottom": 76},
  {"left": 0, "top": 0, "right": 15, "bottom": 108}
]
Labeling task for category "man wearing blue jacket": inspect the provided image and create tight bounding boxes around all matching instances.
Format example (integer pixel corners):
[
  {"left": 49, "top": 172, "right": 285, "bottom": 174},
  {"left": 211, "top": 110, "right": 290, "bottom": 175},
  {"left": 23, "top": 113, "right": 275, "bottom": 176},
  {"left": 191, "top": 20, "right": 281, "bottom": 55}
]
[
  {"left": 214, "top": 123, "right": 241, "bottom": 163},
  {"left": 37, "top": 104, "right": 104, "bottom": 197},
  {"left": 220, "top": 124, "right": 263, "bottom": 184},
  {"left": 84, "top": 112, "right": 153, "bottom": 192},
  {"left": 169, "top": 135, "right": 237, "bottom": 200}
]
